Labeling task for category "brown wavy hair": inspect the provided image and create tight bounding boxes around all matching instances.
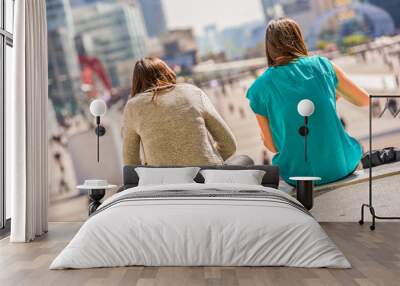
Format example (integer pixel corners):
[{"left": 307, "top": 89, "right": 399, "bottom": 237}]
[
  {"left": 131, "top": 57, "right": 177, "bottom": 100},
  {"left": 265, "top": 17, "right": 308, "bottom": 67}
]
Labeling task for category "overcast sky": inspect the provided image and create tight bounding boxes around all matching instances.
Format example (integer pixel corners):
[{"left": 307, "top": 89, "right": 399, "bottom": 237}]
[{"left": 163, "top": 0, "right": 264, "bottom": 35}]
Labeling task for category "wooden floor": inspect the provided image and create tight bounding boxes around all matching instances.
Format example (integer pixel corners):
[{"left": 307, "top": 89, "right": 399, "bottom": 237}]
[{"left": 0, "top": 222, "right": 399, "bottom": 286}]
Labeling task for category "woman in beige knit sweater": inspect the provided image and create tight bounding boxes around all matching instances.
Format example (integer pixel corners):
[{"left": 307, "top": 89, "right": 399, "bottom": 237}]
[{"left": 122, "top": 57, "right": 246, "bottom": 166}]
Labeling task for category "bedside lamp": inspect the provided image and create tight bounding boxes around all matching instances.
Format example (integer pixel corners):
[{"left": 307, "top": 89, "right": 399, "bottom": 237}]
[
  {"left": 297, "top": 99, "right": 315, "bottom": 162},
  {"left": 90, "top": 99, "right": 107, "bottom": 162},
  {"left": 290, "top": 99, "right": 320, "bottom": 211}
]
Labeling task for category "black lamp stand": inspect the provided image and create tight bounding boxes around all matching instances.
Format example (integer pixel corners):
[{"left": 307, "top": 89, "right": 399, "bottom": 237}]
[
  {"left": 299, "top": 116, "right": 309, "bottom": 162},
  {"left": 94, "top": 116, "right": 106, "bottom": 162},
  {"left": 292, "top": 115, "right": 319, "bottom": 210},
  {"left": 295, "top": 180, "right": 314, "bottom": 210}
]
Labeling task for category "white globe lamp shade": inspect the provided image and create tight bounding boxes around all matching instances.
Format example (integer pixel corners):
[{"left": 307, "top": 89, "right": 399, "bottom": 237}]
[
  {"left": 297, "top": 99, "right": 315, "bottom": 117},
  {"left": 90, "top": 99, "right": 107, "bottom": 117}
]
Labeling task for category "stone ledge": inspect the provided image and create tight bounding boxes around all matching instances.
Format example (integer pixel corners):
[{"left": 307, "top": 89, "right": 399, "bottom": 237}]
[
  {"left": 315, "top": 161, "right": 400, "bottom": 196},
  {"left": 278, "top": 161, "right": 400, "bottom": 196}
]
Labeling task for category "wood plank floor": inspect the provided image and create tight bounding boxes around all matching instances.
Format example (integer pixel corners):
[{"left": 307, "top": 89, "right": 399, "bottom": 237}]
[{"left": 0, "top": 222, "right": 399, "bottom": 286}]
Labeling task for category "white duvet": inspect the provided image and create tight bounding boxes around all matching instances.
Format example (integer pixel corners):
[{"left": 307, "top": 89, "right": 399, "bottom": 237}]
[{"left": 50, "top": 183, "right": 350, "bottom": 269}]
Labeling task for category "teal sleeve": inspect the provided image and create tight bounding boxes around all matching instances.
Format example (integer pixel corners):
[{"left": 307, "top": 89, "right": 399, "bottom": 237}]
[
  {"left": 318, "top": 56, "right": 338, "bottom": 88},
  {"left": 332, "top": 62, "right": 338, "bottom": 87},
  {"left": 327, "top": 58, "right": 338, "bottom": 88},
  {"left": 246, "top": 84, "right": 269, "bottom": 117}
]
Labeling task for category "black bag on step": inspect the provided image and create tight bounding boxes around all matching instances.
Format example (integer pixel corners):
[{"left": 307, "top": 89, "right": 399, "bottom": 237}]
[{"left": 361, "top": 147, "right": 400, "bottom": 169}]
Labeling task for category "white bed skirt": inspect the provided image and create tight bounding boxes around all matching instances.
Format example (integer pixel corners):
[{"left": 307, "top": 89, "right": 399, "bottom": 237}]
[{"left": 50, "top": 184, "right": 351, "bottom": 269}]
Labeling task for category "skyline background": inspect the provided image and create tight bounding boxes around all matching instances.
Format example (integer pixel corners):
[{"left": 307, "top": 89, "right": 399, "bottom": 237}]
[
  {"left": 43, "top": 0, "right": 400, "bottom": 221},
  {"left": 164, "top": 0, "right": 264, "bottom": 35}
]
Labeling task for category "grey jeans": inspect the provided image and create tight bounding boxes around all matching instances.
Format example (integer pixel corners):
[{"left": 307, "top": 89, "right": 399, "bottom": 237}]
[{"left": 224, "top": 155, "right": 254, "bottom": 166}]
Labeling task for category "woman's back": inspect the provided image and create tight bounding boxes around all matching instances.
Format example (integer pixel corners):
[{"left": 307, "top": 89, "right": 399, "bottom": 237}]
[
  {"left": 247, "top": 55, "right": 362, "bottom": 185},
  {"left": 123, "top": 84, "right": 236, "bottom": 166}
]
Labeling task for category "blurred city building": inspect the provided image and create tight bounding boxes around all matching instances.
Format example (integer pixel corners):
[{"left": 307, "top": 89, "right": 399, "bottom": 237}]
[
  {"left": 138, "top": 0, "right": 168, "bottom": 38},
  {"left": 146, "top": 37, "right": 165, "bottom": 58},
  {"left": 160, "top": 29, "right": 199, "bottom": 73},
  {"left": 367, "top": 0, "right": 400, "bottom": 30},
  {"left": 198, "top": 21, "right": 265, "bottom": 61},
  {"left": 70, "top": 0, "right": 102, "bottom": 5},
  {"left": 260, "top": 0, "right": 285, "bottom": 23},
  {"left": 220, "top": 21, "right": 266, "bottom": 60},
  {"left": 261, "top": 0, "right": 320, "bottom": 39},
  {"left": 199, "top": 25, "right": 223, "bottom": 58},
  {"left": 73, "top": 1, "right": 148, "bottom": 88},
  {"left": 46, "top": 0, "right": 81, "bottom": 118},
  {"left": 260, "top": 0, "right": 356, "bottom": 26},
  {"left": 260, "top": 0, "right": 395, "bottom": 50},
  {"left": 308, "top": 1, "right": 395, "bottom": 49}
]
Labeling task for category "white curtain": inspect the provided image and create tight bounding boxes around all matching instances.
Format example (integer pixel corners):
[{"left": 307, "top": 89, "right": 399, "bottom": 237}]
[{"left": 8, "top": 0, "right": 48, "bottom": 242}]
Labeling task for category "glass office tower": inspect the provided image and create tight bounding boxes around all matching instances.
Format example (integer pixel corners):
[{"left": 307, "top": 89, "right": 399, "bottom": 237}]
[
  {"left": 73, "top": 2, "right": 148, "bottom": 87},
  {"left": 138, "top": 0, "right": 167, "bottom": 37},
  {"left": 46, "top": 0, "right": 81, "bottom": 116}
]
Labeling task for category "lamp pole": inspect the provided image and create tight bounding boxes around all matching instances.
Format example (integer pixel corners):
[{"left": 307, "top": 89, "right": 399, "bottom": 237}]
[
  {"left": 97, "top": 116, "right": 100, "bottom": 162},
  {"left": 90, "top": 99, "right": 107, "bottom": 163},
  {"left": 297, "top": 99, "right": 314, "bottom": 163}
]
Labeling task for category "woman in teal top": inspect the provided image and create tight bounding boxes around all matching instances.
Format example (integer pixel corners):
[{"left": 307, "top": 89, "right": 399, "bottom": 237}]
[{"left": 247, "top": 18, "right": 369, "bottom": 185}]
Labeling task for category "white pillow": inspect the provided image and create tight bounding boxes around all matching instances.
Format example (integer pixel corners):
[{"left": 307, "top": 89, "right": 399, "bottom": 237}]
[
  {"left": 200, "top": 169, "right": 266, "bottom": 185},
  {"left": 135, "top": 167, "right": 200, "bottom": 186}
]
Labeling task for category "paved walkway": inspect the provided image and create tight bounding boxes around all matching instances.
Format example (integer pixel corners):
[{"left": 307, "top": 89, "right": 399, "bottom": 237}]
[{"left": 312, "top": 174, "right": 400, "bottom": 222}]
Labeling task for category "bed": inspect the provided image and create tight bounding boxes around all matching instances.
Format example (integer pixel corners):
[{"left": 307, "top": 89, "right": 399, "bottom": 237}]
[{"left": 50, "top": 165, "right": 350, "bottom": 269}]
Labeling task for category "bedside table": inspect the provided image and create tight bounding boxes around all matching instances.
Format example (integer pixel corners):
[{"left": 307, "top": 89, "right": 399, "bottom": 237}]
[
  {"left": 289, "top": 177, "right": 321, "bottom": 210},
  {"left": 77, "top": 184, "right": 117, "bottom": 215}
]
